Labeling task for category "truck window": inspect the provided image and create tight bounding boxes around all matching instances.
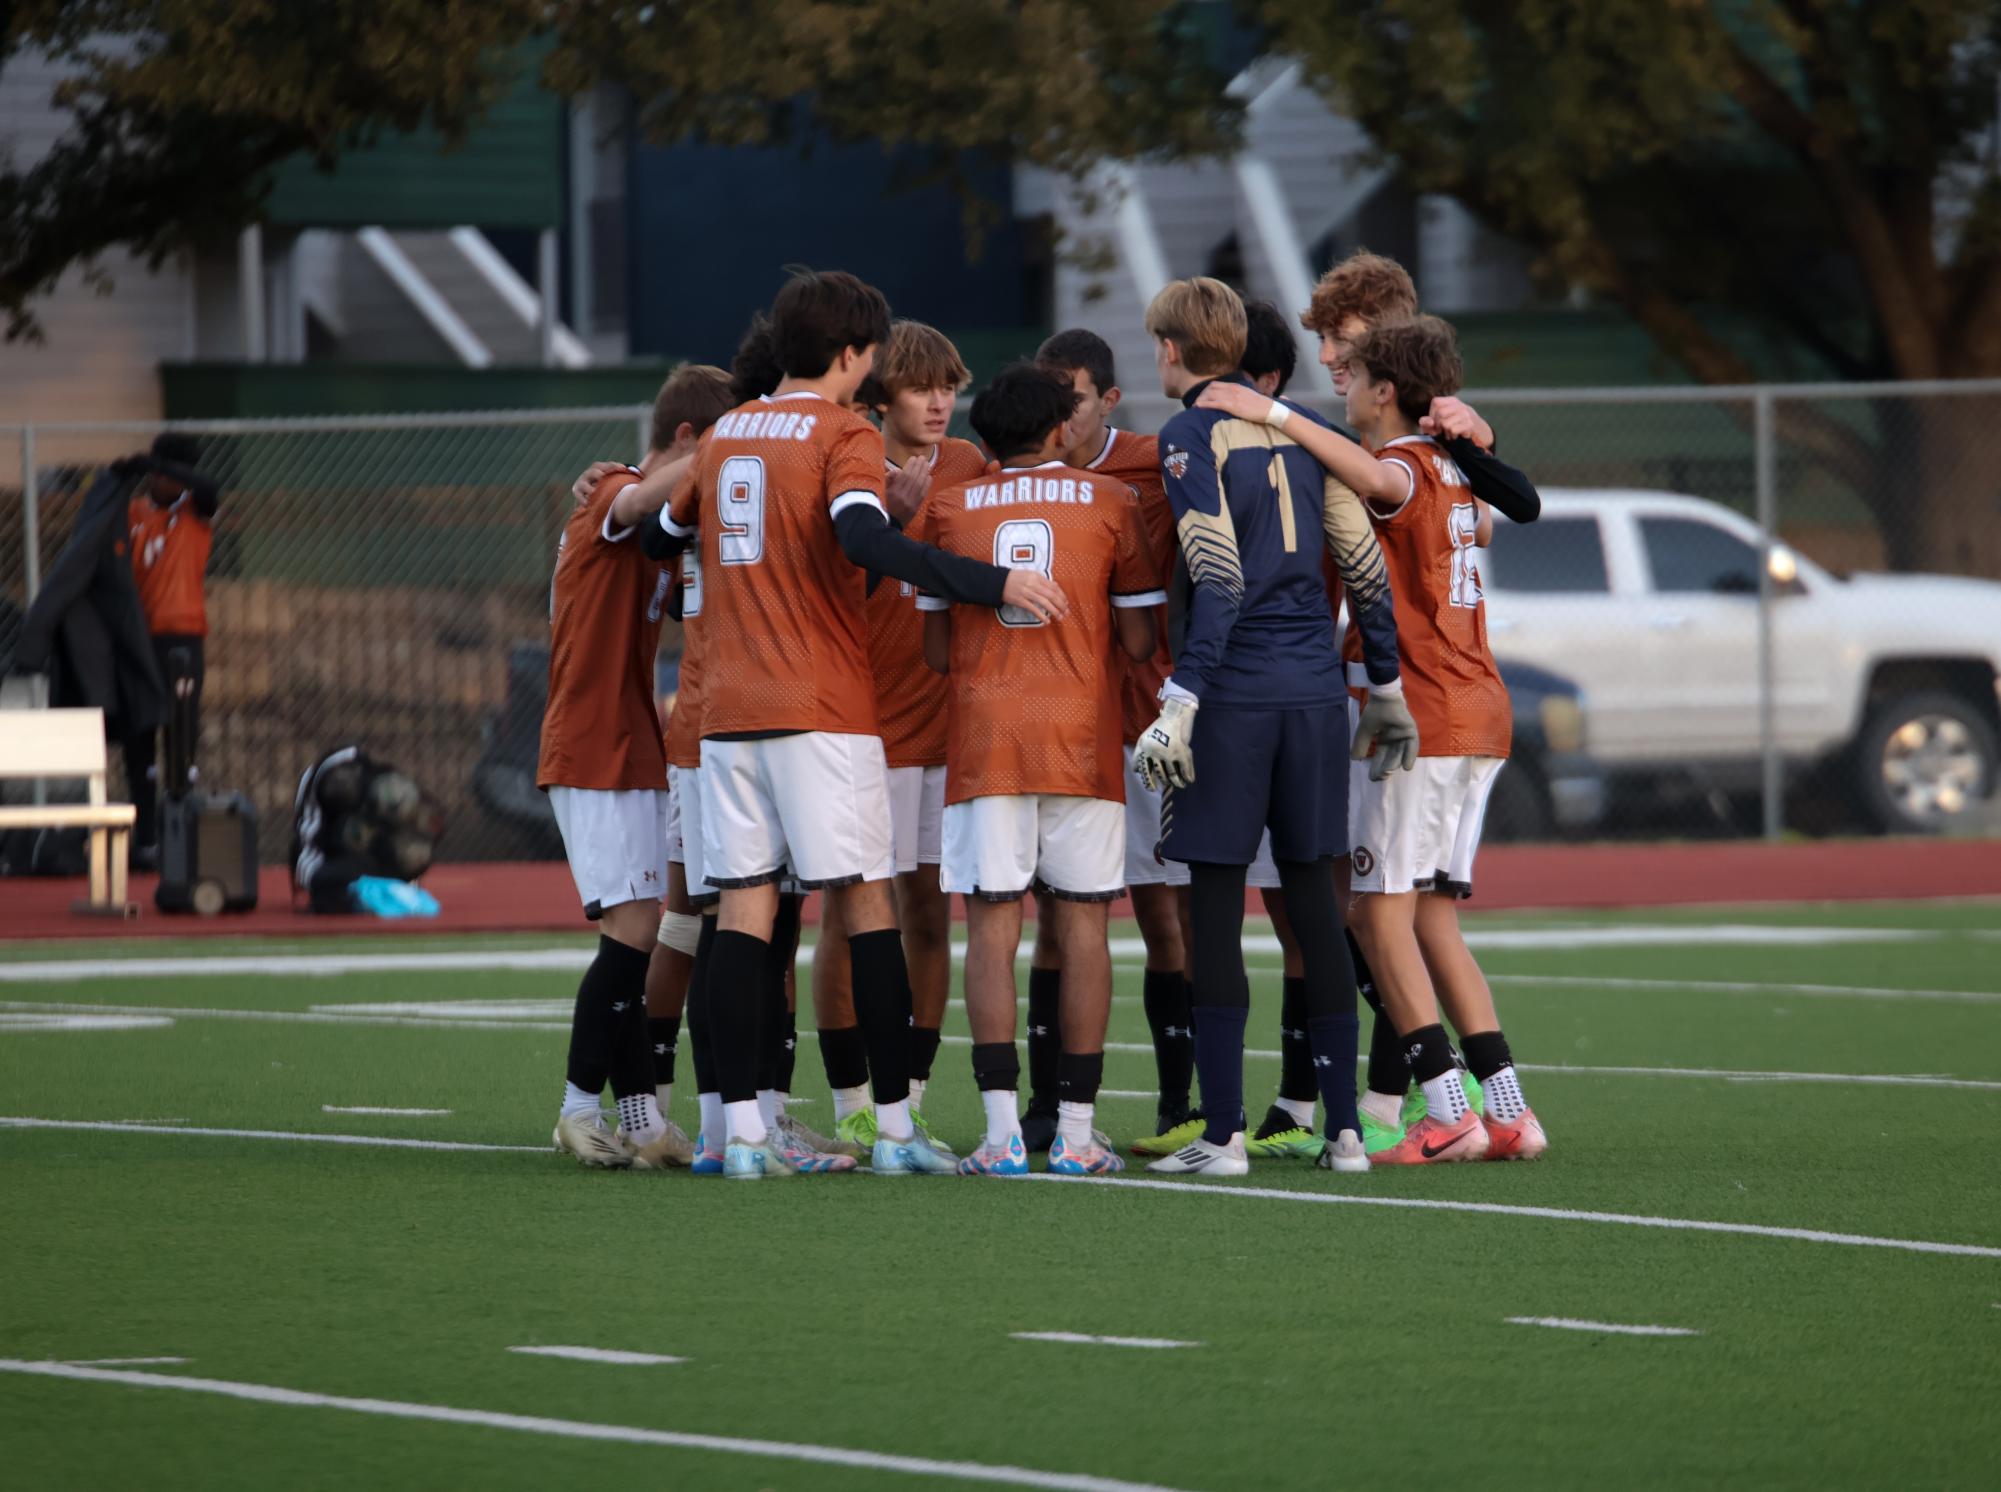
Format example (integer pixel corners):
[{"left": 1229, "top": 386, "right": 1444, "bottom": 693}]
[
  {"left": 1485, "top": 517, "right": 1609, "bottom": 594},
  {"left": 1640, "top": 516, "right": 1761, "bottom": 594}
]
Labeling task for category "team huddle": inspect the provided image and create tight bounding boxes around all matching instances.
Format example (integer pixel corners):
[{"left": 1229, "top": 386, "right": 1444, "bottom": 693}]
[{"left": 536, "top": 251, "right": 1549, "bottom": 1180}]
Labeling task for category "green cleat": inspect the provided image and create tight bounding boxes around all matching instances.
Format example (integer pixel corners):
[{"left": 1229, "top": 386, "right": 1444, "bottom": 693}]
[
  {"left": 1130, "top": 1113, "right": 1205, "bottom": 1157},
  {"left": 1360, "top": 1109, "right": 1406, "bottom": 1155},
  {"left": 1246, "top": 1104, "right": 1326, "bottom": 1160},
  {"left": 834, "top": 1109, "right": 878, "bottom": 1151}
]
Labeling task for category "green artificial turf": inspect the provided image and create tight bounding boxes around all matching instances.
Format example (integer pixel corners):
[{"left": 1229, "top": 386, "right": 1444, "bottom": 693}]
[{"left": 2, "top": 902, "right": 1998, "bottom": 1490}]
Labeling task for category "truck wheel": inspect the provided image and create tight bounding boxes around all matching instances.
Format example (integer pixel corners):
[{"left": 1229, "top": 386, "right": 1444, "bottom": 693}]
[
  {"left": 1483, "top": 763, "right": 1553, "bottom": 843},
  {"left": 1852, "top": 690, "right": 1997, "bottom": 834}
]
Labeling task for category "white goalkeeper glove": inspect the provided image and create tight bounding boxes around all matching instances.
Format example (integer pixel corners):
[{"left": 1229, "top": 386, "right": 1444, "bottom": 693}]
[
  {"left": 1352, "top": 684, "right": 1420, "bottom": 781},
  {"left": 1133, "top": 691, "right": 1199, "bottom": 792}
]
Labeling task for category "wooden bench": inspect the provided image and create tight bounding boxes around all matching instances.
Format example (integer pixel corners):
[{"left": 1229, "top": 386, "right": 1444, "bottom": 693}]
[{"left": 0, "top": 707, "right": 139, "bottom": 915}]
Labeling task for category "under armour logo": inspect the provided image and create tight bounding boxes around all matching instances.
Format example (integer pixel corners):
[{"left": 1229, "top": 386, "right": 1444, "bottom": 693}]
[
  {"left": 1283, "top": 1026, "right": 1306, "bottom": 1040},
  {"left": 1028, "top": 1023, "right": 1050, "bottom": 1037},
  {"left": 612, "top": 1000, "right": 629, "bottom": 1013},
  {"left": 1313, "top": 1054, "right": 1333, "bottom": 1068},
  {"left": 1165, "top": 1025, "right": 1193, "bottom": 1039}
]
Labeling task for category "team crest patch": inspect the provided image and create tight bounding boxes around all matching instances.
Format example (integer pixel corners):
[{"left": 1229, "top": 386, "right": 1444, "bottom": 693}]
[
  {"left": 1351, "top": 846, "right": 1377, "bottom": 876},
  {"left": 1164, "top": 447, "right": 1190, "bottom": 481}
]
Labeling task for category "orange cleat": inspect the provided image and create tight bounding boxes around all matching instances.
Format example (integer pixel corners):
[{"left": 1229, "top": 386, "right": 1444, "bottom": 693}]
[
  {"left": 1370, "top": 1109, "right": 1491, "bottom": 1165},
  {"left": 1482, "top": 1108, "right": 1548, "bottom": 1161}
]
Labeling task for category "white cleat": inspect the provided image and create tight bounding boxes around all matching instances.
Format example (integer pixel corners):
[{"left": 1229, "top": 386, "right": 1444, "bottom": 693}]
[
  {"left": 1315, "top": 1128, "right": 1371, "bottom": 1174},
  {"left": 553, "top": 1113, "right": 635, "bottom": 1169},
  {"left": 1146, "top": 1131, "right": 1250, "bottom": 1176},
  {"left": 623, "top": 1118, "right": 695, "bottom": 1169}
]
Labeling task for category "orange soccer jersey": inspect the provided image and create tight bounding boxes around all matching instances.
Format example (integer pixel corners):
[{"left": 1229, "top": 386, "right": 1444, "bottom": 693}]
[
  {"left": 1343, "top": 435, "right": 1511, "bottom": 759},
  {"left": 537, "top": 468, "right": 675, "bottom": 791},
  {"left": 667, "top": 394, "right": 887, "bottom": 738},
  {"left": 922, "top": 462, "right": 1164, "bottom": 804},
  {"left": 661, "top": 550, "right": 705, "bottom": 771},
  {"left": 127, "top": 494, "right": 212, "bottom": 637},
  {"left": 1083, "top": 428, "right": 1173, "bottom": 744},
  {"left": 868, "top": 437, "right": 990, "bottom": 768}
]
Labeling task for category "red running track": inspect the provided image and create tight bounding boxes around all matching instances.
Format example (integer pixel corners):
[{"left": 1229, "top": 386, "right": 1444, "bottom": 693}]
[{"left": 3, "top": 840, "right": 1998, "bottom": 942}]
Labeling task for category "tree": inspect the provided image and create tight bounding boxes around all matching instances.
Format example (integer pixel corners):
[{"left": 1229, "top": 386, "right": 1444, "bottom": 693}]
[{"left": 1261, "top": 0, "right": 2001, "bottom": 575}]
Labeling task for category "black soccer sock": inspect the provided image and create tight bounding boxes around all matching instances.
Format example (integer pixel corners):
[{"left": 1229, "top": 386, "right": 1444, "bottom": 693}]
[
  {"left": 1192, "top": 1006, "right": 1249, "bottom": 1145},
  {"left": 776, "top": 1007, "right": 798, "bottom": 1093},
  {"left": 1306, "top": 1014, "right": 1361, "bottom": 1138},
  {"left": 1349, "top": 930, "right": 1407, "bottom": 1097},
  {"left": 1461, "top": 1030, "right": 1514, "bottom": 1084},
  {"left": 755, "top": 916, "right": 793, "bottom": 1093},
  {"left": 971, "top": 1041, "right": 1020, "bottom": 1092},
  {"left": 649, "top": 1015, "right": 682, "bottom": 1087},
  {"left": 1277, "top": 975, "right": 1315, "bottom": 1103},
  {"left": 1140, "top": 967, "right": 1194, "bottom": 1112},
  {"left": 608, "top": 964, "right": 657, "bottom": 1101},
  {"left": 1188, "top": 861, "right": 1252, "bottom": 1145},
  {"left": 1057, "top": 1050, "right": 1105, "bottom": 1108},
  {"left": 848, "top": 927, "right": 913, "bottom": 1105},
  {"left": 1401, "top": 1023, "right": 1457, "bottom": 1087},
  {"left": 1025, "top": 965, "right": 1062, "bottom": 1111},
  {"left": 685, "top": 917, "right": 719, "bottom": 1094},
  {"left": 910, "top": 1025, "right": 943, "bottom": 1086},
  {"left": 818, "top": 1025, "right": 870, "bottom": 1092},
  {"left": 703, "top": 929, "right": 768, "bottom": 1104},
  {"left": 565, "top": 934, "right": 649, "bottom": 1095}
]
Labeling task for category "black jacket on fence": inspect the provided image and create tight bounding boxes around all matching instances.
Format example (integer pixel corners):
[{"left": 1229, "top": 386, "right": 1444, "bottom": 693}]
[{"left": 12, "top": 465, "right": 165, "bottom": 738}]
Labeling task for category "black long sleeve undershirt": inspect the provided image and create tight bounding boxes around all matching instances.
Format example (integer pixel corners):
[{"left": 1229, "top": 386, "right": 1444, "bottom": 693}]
[
  {"left": 1441, "top": 438, "right": 1540, "bottom": 524},
  {"left": 153, "top": 459, "right": 221, "bottom": 519}
]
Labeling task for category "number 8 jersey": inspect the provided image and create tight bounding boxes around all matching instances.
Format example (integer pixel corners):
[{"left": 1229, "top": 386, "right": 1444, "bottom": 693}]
[{"left": 667, "top": 392, "right": 889, "bottom": 738}]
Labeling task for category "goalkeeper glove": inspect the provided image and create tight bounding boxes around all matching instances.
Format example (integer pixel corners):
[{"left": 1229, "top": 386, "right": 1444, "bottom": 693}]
[
  {"left": 1133, "top": 691, "right": 1199, "bottom": 791},
  {"left": 1352, "top": 686, "right": 1419, "bottom": 781}
]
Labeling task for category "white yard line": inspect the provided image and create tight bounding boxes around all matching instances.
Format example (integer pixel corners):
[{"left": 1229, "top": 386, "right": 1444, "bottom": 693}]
[
  {"left": 65, "top": 1356, "right": 189, "bottom": 1366},
  {"left": 0, "top": 1360, "right": 1199, "bottom": 1492},
  {"left": 0, "top": 1000, "right": 569, "bottom": 1034},
  {"left": 508, "top": 1346, "right": 686, "bottom": 1366},
  {"left": 323, "top": 1106, "right": 452, "bottom": 1117},
  {"left": 1492, "top": 974, "right": 2001, "bottom": 1004},
  {"left": 1097, "top": 1090, "right": 1157, "bottom": 1100},
  {"left": 1505, "top": 1317, "right": 1698, "bottom": 1338},
  {"left": 0, "top": 1013, "right": 175, "bottom": 1033},
  {"left": 6, "top": 1116, "right": 1996, "bottom": 1261},
  {"left": 1010, "top": 1333, "right": 1200, "bottom": 1350}
]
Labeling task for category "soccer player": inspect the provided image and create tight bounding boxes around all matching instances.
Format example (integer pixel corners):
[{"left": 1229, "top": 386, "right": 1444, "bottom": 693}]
[
  {"left": 815, "top": 319, "right": 988, "bottom": 1152},
  {"left": 641, "top": 268, "right": 1067, "bottom": 1179},
  {"left": 1198, "top": 315, "right": 1547, "bottom": 1163},
  {"left": 1030, "top": 328, "right": 1194, "bottom": 1155},
  {"left": 541, "top": 362, "right": 734, "bottom": 1169},
  {"left": 917, "top": 363, "right": 1161, "bottom": 1176},
  {"left": 1132, "top": 277, "right": 1416, "bottom": 1178}
]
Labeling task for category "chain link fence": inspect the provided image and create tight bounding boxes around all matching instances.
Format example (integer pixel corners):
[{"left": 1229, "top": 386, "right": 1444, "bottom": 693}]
[{"left": 4, "top": 384, "right": 1999, "bottom": 866}]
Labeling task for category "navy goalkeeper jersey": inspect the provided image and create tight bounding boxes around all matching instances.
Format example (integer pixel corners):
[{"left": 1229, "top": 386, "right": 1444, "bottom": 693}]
[{"left": 1158, "top": 376, "right": 1400, "bottom": 710}]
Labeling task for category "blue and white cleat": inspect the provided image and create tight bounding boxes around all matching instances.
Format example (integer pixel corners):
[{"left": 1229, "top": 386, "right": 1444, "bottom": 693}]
[
  {"left": 1047, "top": 1134, "right": 1125, "bottom": 1176},
  {"left": 722, "top": 1133, "right": 796, "bottom": 1180},
  {"left": 768, "top": 1117, "right": 858, "bottom": 1174},
  {"left": 690, "top": 1131, "right": 724, "bottom": 1176},
  {"left": 957, "top": 1134, "right": 1030, "bottom": 1177},
  {"left": 871, "top": 1130, "right": 958, "bottom": 1175}
]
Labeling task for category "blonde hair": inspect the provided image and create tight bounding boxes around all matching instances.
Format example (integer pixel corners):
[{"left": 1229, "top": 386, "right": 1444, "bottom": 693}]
[
  {"left": 874, "top": 319, "right": 972, "bottom": 396},
  {"left": 1144, "top": 277, "right": 1247, "bottom": 378}
]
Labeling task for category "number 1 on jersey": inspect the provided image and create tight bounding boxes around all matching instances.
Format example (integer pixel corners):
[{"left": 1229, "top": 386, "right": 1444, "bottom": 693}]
[{"left": 718, "top": 455, "right": 765, "bottom": 566}]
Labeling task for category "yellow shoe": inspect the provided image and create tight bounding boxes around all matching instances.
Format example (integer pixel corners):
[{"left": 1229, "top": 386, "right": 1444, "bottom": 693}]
[{"left": 1130, "top": 1111, "right": 1204, "bottom": 1157}]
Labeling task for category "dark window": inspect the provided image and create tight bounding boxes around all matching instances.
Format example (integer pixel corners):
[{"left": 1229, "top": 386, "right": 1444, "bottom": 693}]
[
  {"left": 1486, "top": 517, "right": 1609, "bottom": 594},
  {"left": 1640, "top": 517, "right": 1761, "bottom": 594}
]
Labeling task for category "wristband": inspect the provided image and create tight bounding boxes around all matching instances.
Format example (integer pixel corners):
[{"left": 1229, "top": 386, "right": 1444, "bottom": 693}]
[{"left": 1263, "top": 402, "right": 1291, "bottom": 431}]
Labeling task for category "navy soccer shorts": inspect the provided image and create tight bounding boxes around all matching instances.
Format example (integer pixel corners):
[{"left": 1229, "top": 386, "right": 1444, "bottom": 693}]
[{"left": 1159, "top": 701, "right": 1349, "bottom": 867}]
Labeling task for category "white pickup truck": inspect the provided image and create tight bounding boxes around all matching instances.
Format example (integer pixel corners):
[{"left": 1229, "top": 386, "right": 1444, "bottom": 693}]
[{"left": 1481, "top": 490, "right": 2001, "bottom": 834}]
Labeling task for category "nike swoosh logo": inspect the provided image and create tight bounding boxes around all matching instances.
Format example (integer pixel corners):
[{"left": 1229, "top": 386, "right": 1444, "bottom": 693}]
[{"left": 1421, "top": 1128, "right": 1471, "bottom": 1159}]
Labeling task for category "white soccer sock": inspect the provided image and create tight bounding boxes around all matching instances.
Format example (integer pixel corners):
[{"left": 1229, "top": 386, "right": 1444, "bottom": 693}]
[
  {"left": 1420, "top": 1069, "right": 1470, "bottom": 1125},
  {"left": 560, "top": 1082, "right": 601, "bottom": 1123},
  {"left": 617, "top": 1092, "right": 665, "bottom": 1143},
  {"left": 875, "top": 1097, "right": 913, "bottom": 1141},
  {"left": 1057, "top": 1100, "right": 1096, "bottom": 1151},
  {"left": 725, "top": 1097, "right": 767, "bottom": 1144},
  {"left": 756, "top": 1089, "right": 781, "bottom": 1128},
  {"left": 1483, "top": 1064, "right": 1527, "bottom": 1123},
  {"left": 909, "top": 1078, "right": 928, "bottom": 1111},
  {"left": 774, "top": 1090, "right": 791, "bottom": 1120},
  {"left": 698, "top": 1091, "right": 725, "bottom": 1149},
  {"left": 653, "top": 1081, "right": 674, "bottom": 1114},
  {"left": 1359, "top": 1089, "right": 1404, "bottom": 1129},
  {"left": 832, "top": 1085, "right": 870, "bottom": 1122},
  {"left": 1275, "top": 1096, "right": 1316, "bottom": 1129},
  {"left": 982, "top": 1089, "right": 1021, "bottom": 1148}
]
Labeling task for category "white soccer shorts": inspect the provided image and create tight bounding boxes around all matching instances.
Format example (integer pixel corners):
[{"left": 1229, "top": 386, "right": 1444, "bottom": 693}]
[
  {"left": 888, "top": 763, "right": 947, "bottom": 875},
  {"left": 548, "top": 785, "right": 667, "bottom": 915},
  {"left": 1348, "top": 755, "right": 1505, "bottom": 899},
  {"left": 940, "top": 793, "right": 1125, "bottom": 902},
  {"left": 699, "top": 731, "right": 894, "bottom": 889},
  {"left": 665, "top": 764, "right": 716, "bottom": 900},
  {"left": 1121, "top": 746, "right": 1191, "bottom": 889}
]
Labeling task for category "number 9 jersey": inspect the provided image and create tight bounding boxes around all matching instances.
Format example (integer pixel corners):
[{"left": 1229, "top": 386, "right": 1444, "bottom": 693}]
[{"left": 667, "top": 392, "right": 890, "bottom": 738}]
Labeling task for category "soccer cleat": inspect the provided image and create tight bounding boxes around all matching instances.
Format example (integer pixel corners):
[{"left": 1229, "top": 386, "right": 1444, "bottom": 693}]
[
  {"left": 1359, "top": 1110, "right": 1405, "bottom": 1156},
  {"left": 553, "top": 1114, "right": 635, "bottom": 1169},
  {"left": 1130, "top": 1110, "right": 1204, "bottom": 1157},
  {"left": 872, "top": 1131, "right": 959, "bottom": 1175},
  {"left": 1315, "top": 1128, "right": 1371, "bottom": 1174},
  {"left": 1145, "top": 1132, "right": 1250, "bottom": 1176},
  {"left": 911, "top": 1107, "right": 956, "bottom": 1157},
  {"left": 623, "top": 1118, "right": 695, "bottom": 1169},
  {"left": 1371, "top": 1110, "right": 1491, "bottom": 1166},
  {"left": 1247, "top": 1105, "right": 1326, "bottom": 1160},
  {"left": 833, "top": 1109, "right": 879, "bottom": 1152},
  {"left": 957, "top": 1134, "right": 1030, "bottom": 1177},
  {"left": 1403, "top": 1070, "right": 1486, "bottom": 1128},
  {"left": 766, "top": 1117, "right": 858, "bottom": 1174},
  {"left": 1048, "top": 1134, "right": 1125, "bottom": 1176},
  {"left": 1019, "top": 1103, "right": 1058, "bottom": 1155},
  {"left": 723, "top": 1132, "right": 798, "bottom": 1180},
  {"left": 690, "top": 1131, "right": 724, "bottom": 1176},
  {"left": 1482, "top": 1108, "right": 1548, "bottom": 1161},
  {"left": 777, "top": 1112, "right": 864, "bottom": 1161}
]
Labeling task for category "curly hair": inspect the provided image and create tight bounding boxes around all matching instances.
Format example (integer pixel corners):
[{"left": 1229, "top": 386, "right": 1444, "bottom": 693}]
[
  {"left": 1300, "top": 251, "right": 1417, "bottom": 336},
  {"left": 1351, "top": 315, "right": 1463, "bottom": 424}
]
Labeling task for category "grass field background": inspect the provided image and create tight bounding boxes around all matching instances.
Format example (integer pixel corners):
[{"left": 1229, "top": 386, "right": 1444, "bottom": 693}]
[{"left": 2, "top": 901, "right": 1998, "bottom": 1489}]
